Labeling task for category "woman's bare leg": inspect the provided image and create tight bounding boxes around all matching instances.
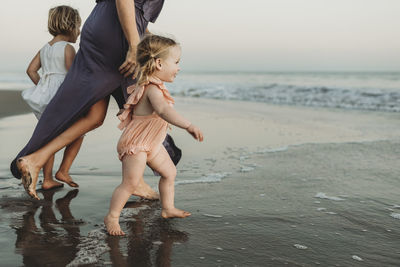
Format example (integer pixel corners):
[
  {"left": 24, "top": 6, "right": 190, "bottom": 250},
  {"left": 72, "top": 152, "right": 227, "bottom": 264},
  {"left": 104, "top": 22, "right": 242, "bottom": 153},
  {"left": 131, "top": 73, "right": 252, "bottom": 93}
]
[
  {"left": 42, "top": 154, "right": 63, "bottom": 190},
  {"left": 17, "top": 96, "right": 158, "bottom": 200},
  {"left": 55, "top": 136, "right": 84, "bottom": 187},
  {"left": 17, "top": 97, "right": 110, "bottom": 199},
  {"left": 104, "top": 152, "right": 147, "bottom": 236},
  {"left": 147, "top": 147, "right": 191, "bottom": 219}
]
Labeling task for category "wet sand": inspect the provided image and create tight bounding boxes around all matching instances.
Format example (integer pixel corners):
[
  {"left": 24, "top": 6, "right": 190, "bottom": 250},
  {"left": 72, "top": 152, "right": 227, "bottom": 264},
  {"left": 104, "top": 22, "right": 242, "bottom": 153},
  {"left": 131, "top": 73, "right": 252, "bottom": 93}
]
[
  {"left": 0, "top": 90, "right": 30, "bottom": 118},
  {"left": 0, "top": 91, "right": 399, "bottom": 266}
]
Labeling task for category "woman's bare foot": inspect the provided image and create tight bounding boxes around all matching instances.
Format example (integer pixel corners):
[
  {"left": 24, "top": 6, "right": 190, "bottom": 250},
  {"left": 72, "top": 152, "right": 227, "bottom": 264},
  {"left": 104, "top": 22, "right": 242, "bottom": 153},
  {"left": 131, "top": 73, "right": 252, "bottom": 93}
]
[
  {"left": 132, "top": 181, "right": 159, "bottom": 200},
  {"left": 16, "top": 157, "right": 40, "bottom": 200},
  {"left": 42, "top": 179, "right": 64, "bottom": 190},
  {"left": 104, "top": 214, "right": 125, "bottom": 236},
  {"left": 161, "top": 208, "right": 191, "bottom": 219},
  {"left": 55, "top": 171, "right": 79, "bottom": 188}
]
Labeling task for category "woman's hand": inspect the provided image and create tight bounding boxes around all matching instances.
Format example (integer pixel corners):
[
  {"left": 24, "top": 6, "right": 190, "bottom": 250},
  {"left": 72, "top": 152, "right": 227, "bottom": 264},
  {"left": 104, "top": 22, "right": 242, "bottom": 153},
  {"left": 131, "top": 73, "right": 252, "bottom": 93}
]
[
  {"left": 119, "top": 46, "right": 137, "bottom": 77},
  {"left": 186, "top": 124, "right": 204, "bottom": 142},
  {"left": 116, "top": 0, "right": 140, "bottom": 77}
]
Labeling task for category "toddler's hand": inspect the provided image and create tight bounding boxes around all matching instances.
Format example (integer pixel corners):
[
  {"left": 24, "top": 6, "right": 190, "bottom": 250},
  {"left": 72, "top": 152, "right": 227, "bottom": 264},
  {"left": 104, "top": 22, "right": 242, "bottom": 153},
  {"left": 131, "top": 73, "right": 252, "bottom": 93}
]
[{"left": 186, "top": 124, "right": 204, "bottom": 142}]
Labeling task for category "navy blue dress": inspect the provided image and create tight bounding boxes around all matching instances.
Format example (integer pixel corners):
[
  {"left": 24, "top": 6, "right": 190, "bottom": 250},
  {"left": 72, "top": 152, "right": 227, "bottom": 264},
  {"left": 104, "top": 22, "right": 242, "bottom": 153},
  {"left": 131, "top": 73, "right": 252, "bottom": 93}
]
[{"left": 10, "top": 0, "right": 181, "bottom": 178}]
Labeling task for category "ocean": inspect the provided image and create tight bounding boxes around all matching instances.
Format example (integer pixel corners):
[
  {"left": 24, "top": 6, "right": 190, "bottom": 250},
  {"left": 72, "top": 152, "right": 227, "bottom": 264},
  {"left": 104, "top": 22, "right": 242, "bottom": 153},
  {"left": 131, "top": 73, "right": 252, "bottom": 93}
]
[{"left": 1, "top": 71, "right": 400, "bottom": 112}]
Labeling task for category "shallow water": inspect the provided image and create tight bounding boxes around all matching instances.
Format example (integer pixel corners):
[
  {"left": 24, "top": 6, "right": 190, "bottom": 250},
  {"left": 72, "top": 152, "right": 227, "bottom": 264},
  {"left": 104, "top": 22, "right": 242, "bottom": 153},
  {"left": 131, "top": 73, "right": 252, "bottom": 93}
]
[
  {"left": 166, "top": 140, "right": 400, "bottom": 266},
  {"left": 1, "top": 139, "right": 399, "bottom": 266}
]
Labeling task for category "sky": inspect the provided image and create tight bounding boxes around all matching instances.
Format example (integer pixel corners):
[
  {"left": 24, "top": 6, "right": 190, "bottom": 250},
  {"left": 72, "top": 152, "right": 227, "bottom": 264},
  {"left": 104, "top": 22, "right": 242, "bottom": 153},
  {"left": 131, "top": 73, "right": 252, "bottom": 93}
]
[{"left": 0, "top": 0, "right": 399, "bottom": 72}]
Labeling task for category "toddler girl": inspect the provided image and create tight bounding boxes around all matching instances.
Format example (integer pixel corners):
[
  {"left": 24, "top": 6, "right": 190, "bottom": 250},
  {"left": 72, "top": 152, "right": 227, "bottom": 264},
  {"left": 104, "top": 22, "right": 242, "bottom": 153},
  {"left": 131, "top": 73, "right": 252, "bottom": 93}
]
[
  {"left": 105, "top": 34, "right": 204, "bottom": 236},
  {"left": 21, "top": 6, "right": 83, "bottom": 195}
]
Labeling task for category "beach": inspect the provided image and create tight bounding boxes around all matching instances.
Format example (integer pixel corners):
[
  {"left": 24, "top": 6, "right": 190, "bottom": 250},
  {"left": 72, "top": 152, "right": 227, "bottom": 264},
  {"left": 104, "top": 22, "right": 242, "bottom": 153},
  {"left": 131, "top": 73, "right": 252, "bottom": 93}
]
[
  {"left": 0, "top": 90, "right": 31, "bottom": 118},
  {"left": 0, "top": 90, "right": 400, "bottom": 266}
]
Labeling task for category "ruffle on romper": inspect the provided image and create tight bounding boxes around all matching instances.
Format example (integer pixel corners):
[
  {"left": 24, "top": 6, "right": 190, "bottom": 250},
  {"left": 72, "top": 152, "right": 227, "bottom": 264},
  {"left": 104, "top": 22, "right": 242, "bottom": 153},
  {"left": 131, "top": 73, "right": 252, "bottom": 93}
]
[{"left": 117, "top": 76, "right": 174, "bottom": 130}]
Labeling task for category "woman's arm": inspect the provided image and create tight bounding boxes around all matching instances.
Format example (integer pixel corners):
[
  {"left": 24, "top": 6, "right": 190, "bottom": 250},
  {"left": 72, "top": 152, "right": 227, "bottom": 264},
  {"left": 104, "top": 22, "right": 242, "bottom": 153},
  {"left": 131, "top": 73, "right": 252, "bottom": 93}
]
[
  {"left": 26, "top": 51, "right": 41, "bottom": 85},
  {"left": 116, "top": 0, "right": 141, "bottom": 77},
  {"left": 64, "top": 44, "right": 76, "bottom": 71}
]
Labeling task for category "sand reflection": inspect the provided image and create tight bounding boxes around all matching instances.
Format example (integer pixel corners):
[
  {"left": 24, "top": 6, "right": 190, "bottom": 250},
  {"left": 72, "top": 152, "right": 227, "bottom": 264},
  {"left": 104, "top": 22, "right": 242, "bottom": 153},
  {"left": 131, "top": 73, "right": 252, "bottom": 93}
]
[
  {"left": 0, "top": 189, "right": 81, "bottom": 266},
  {"left": 1, "top": 189, "right": 188, "bottom": 266}
]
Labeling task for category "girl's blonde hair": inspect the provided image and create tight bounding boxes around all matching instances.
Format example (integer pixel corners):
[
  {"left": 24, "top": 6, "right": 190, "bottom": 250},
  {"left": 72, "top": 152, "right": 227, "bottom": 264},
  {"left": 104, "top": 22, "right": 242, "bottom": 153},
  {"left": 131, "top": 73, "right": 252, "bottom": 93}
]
[
  {"left": 48, "top": 5, "right": 81, "bottom": 37},
  {"left": 134, "top": 34, "right": 179, "bottom": 86}
]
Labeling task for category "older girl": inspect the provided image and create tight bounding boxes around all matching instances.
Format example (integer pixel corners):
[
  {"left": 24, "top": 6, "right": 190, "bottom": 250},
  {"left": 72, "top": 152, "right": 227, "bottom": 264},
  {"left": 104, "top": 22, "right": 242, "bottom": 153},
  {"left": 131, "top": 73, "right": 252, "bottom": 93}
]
[{"left": 22, "top": 6, "right": 82, "bottom": 192}]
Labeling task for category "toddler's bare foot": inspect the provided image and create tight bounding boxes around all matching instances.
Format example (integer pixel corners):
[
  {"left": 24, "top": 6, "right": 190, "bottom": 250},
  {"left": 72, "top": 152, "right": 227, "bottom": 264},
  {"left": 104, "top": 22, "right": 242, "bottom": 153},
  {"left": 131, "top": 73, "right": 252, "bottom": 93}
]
[
  {"left": 16, "top": 157, "right": 40, "bottom": 200},
  {"left": 132, "top": 181, "right": 159, "bottom": 200},
  {"left": 42, "top": 179, "right": 64, "bottom": 190},
  {"left": 161, "top": 208, "right": 191, "bottom": 219},
  {"left": 55, "top": 171, "right": 79, "bottom": 188},
  {"left": 104, "top": 214, "right": 125, "bottom": 236}
]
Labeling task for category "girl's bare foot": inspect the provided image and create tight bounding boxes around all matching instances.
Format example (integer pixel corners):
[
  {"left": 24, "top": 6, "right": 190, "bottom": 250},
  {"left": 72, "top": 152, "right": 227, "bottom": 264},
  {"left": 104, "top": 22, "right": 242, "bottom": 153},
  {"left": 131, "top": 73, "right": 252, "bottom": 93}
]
[
  {"left": 42, "top": 179, "right": 64, "bottom": 190},
  {"left": 161, "top": 208, "right": 191, "bottom": 219},
  {"left": 104, "top": 214, "right": 125, "bottom": 236},
  {"left": 55, "top": 171, "right": 79, "bottom": 188},
  {"left": 132, "top": 181, "right": 159, "bottom": 200},
  {"left": 16, "top": 157, "right": 40, "bottom": 200}
]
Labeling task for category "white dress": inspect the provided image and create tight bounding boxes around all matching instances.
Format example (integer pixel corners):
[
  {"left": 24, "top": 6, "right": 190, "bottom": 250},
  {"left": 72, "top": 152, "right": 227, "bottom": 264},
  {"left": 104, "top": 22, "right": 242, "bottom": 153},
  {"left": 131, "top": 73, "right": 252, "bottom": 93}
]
[{"left": 22, "top": 41, "right": 68, "bottom": 119}]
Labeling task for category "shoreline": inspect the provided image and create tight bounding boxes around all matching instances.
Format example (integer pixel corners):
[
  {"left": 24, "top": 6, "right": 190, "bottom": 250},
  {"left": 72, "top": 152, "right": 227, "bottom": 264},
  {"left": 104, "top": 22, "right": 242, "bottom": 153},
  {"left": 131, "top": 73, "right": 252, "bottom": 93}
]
[
  {"left": 0, "top": 90, "right": 31, "bottom": 119},
  {"left": 1, "top": 89, "right": 400, "bottom": 121}
]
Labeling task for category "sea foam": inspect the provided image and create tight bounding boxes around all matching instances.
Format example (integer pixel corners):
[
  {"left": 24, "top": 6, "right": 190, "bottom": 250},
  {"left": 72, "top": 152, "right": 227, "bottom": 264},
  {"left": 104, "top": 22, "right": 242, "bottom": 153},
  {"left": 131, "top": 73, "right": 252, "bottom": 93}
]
[
  {"left": 175, "top": 172, "right": 230, "bottom": 185},
  {"left": 169, "top": 72, "right": 400, "bottom": 112},
  {"left": 66, "top": 229, "right": 109, "bottom": 267},
  {"left": 390, "top": 213, "right": 400, "bottom": 220},
  {"left": 315, "top": 192, "right": 345, "bottom": 201},
  {"left": 294, "top": 244, "right": 308, "bottom": 249}
]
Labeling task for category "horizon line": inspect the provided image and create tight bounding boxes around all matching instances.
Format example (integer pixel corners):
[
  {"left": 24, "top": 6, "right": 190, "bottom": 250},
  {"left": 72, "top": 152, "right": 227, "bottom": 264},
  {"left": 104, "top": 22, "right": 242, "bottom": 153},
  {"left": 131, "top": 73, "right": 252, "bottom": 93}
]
[{"left": 1, "top": 69, "right": 399, "bottom": 75}]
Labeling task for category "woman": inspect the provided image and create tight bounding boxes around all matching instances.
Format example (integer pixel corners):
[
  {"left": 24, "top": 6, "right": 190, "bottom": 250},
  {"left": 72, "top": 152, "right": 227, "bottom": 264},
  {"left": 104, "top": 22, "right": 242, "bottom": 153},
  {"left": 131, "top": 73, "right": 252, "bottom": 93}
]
[{"left": 11, "top": 0, "right": 181, "bottom": 200}]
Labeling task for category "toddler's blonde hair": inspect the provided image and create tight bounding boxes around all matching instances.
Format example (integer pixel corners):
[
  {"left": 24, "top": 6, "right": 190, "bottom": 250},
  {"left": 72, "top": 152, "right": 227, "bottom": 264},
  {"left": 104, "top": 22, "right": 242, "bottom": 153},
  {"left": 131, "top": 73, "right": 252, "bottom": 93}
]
[
  {"left": 134, "top": 34, "right": 179, "bottom": 86},
  {"left": 48, "top": 5, "right": 81, "bottom": 37}
]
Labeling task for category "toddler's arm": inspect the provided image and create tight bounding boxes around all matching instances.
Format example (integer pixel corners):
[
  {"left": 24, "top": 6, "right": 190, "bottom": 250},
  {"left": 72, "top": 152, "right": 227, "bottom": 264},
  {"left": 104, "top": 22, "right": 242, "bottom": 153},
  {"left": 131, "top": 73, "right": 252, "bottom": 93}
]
[
  {"left": 147, "top": 85, "right": 204, "bottom": 141},
  {"left": 64, "top": 44, "right": 76, "bottom": 70},
  {"left": 26, "top": 51, "right": 41, "bottom": 85}
]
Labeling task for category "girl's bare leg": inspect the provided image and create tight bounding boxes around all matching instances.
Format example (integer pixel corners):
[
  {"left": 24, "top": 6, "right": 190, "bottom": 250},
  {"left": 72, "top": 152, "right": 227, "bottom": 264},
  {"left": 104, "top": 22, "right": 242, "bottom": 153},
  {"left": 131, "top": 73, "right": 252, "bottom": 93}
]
[
  {"left": 147, "top": 147, "right": 191, "bottom": 219},
  {"left": 17, "top": 97, "right": 110, "bottom": 199},
  {"left": 42, "top": 154, "right": 63, "bottom": 190},
  {"left": 55, "top": 136, "right": 84, "bottom": 187},
  {"left": 104, "top": 152, "right": 147, "bottom": 236}
]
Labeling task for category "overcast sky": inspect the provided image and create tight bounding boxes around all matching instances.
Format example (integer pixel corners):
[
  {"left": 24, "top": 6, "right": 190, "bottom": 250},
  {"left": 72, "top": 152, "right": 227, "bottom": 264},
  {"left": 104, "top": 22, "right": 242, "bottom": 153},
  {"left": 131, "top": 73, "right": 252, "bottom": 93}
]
[{"left": 1, "top": 0, "right": 399, "bottom": 72}]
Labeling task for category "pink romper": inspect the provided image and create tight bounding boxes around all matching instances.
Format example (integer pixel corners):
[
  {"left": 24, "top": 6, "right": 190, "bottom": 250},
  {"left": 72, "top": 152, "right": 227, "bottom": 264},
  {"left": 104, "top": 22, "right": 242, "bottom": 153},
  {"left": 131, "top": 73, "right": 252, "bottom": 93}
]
[{"left": 117, "top": 78, "right": 174, "bottom": 161}]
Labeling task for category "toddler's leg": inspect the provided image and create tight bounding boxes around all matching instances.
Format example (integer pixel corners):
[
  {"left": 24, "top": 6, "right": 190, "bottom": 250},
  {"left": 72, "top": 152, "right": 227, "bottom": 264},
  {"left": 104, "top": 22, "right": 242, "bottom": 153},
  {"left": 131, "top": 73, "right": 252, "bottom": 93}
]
[
  {"left": 42, "top": 154, "right": 63, "bottom": 190},
  {"left": 55, "top": 136, "right": 84, "bottom": 187},
  {"left": 104, "top": 152, "right": 147, "bottom": 236},
  {"left": 147, "top": 147, "right": 191, "bottom": 219}
]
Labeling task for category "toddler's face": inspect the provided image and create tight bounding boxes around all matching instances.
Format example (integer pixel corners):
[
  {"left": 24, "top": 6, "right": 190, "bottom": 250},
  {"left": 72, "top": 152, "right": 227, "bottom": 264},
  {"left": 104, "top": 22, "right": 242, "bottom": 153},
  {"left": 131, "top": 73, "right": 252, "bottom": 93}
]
[{"left": 158, "top": 45, "right": 181, "bottom": 83}]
